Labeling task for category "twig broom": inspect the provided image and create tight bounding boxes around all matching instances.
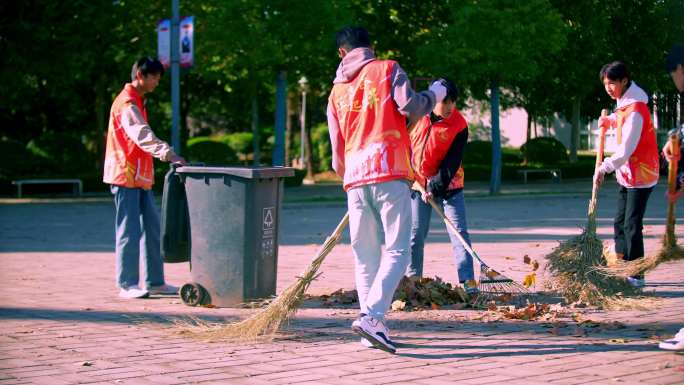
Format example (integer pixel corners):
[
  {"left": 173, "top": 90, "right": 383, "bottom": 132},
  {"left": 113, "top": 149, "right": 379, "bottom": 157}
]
[
  {"left": 597, "top": 131, "right": 684, "bottom": 278},
  {"left": 545, "top": 109, "right": 638, "bottom": 306},
  {"left": 180, "top": 213, "right": 350, "bottom": 341},
  {"left": 413, "top": 183, "right": 529, "bottom": 297}
]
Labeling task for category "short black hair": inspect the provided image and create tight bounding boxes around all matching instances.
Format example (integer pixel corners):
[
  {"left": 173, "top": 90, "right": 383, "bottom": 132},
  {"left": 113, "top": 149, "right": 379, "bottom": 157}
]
[
  {"left": 336, "top": 26, "right": 371, "bottom": 50},
  {"left": 666, "top": 44, "right": 684, "bottom": 73},
  {"left": 436, "top": 78, "right": 459, "bottom": 103},
  {"left": 131, "top": 57, "right": 164, "bottom": 81},
  {"left": 599, "top": 61, "right": 630, "bottom": 82}
]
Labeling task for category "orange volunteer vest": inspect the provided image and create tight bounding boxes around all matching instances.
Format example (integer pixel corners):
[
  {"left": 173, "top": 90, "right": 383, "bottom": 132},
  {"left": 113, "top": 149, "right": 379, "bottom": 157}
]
[
  {"left": 329, "top": 60, "right": 413, "bottom": 191},
  {"left": 102, "top": 84, "right": 155, "bottom": 190},
  {"left": 410, "top": 110, "right": 466, "bottom": 191},
  {"left": 615, "top": 102, "right": 659, "bottom": 187}
]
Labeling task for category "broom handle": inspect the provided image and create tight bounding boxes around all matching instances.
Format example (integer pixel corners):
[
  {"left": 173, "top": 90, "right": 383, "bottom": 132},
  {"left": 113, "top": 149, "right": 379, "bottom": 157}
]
[
  {"left": 665, "top": 132, "right": 680, "bottom": 242},
  {"left": 413, "top": 182, "right": 486, "bottom": 266},
  {"left": 329, "top": 212, "right": 350, "bottom": 243},
  {"left": 308, "top": 212, "right": 349, "bottom": 266},
  {"left": 588, "top": 109, "right": 609, "bottom": 227}
]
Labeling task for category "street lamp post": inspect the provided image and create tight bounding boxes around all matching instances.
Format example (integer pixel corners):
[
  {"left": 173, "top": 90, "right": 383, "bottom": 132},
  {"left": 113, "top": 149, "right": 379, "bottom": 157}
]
[{"left": 298, "top": 76, "right": 308, "bottom": 169}]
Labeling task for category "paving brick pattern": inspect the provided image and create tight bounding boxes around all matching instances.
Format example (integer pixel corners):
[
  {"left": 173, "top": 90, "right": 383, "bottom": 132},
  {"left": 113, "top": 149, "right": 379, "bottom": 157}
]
[{"left": 0, "top": 181, "right": 683, "bottom": 384}]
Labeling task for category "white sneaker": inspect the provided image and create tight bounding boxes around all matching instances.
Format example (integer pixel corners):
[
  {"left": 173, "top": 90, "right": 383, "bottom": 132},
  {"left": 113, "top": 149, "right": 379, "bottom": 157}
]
[
  {"left": 119, "top": 285, "right": 149, "bottom": 299},
  {"left": 351, "top": 315, "right": 396, "bottom": 354},
  {"left": 659, "top": 328, "right": 684, "bottom": 351},
  {"left": 360, "top": 338, "right": 375, "bottom": 348},
  {"left": 147, "top": 284, "right": 179, "bottom": 295},
  {"left": 626, "top": 277, "right": 645, "bottom": 288}
]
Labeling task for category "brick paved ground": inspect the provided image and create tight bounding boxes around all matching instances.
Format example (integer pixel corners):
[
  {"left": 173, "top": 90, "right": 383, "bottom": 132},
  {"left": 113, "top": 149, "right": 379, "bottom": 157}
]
[{"left": 0, "top": 179, "right": 683, "bottom": 384}]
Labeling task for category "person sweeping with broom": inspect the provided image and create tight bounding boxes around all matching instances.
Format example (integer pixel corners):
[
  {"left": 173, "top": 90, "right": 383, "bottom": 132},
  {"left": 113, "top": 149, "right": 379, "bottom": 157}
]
[
  {"left": 656, "top": 44, "right": 684, "bottom": 352},
  {"left": 663, "top": 44, "right": 684, "bottom": 206},
  {"left": 326, "top": 26, "right": 446, "bottom": 354},
  {"left": 593, "top": 61, "right": 660, "bottom": 288}
]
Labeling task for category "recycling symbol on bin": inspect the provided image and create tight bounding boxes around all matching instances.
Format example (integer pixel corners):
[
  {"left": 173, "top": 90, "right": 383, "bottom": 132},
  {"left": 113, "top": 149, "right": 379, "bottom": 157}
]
[{"left": 263, "top": 207, "right": 275, "bottom": 230}]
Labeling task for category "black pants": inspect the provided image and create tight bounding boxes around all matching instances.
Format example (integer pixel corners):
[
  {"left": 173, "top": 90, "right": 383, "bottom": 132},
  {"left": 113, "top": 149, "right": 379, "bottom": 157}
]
[{"left": 614, "top": 185, "right": 653, "bottom": 262}]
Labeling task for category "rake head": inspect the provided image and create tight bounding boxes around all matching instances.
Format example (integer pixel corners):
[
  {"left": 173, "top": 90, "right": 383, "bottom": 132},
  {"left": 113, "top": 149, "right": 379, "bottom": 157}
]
[{"left": 476, "top": 264, "right": 531, "bottom": 303}]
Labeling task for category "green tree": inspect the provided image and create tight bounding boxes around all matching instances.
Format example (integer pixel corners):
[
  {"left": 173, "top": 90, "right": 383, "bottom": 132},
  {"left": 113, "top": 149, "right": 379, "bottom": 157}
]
[{"left": 419, "top": 0, "right": 567, "bottom": 194}]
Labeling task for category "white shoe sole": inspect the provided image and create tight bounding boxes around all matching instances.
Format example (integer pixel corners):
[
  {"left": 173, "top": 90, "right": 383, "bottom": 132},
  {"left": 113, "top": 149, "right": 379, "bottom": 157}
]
[
  {"left": 659, "top": 341, "right": 684, "bottom": 351},
  {"left": 119, "top": 292, "right": 149, "bottom": 299},
  {"left": 352, "top": 325, "right": 396, "bottom": 354}
]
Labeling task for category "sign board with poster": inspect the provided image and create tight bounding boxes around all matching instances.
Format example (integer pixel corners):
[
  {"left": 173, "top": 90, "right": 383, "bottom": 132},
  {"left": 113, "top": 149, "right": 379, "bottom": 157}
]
[
  {"left": 157, "top": 16, "right": 194, "bottom": 69},
  {"left": 179, "top": 16, "right": 194, "bottom": 68},
  {"left": 157, "top": 19, "right": 171, "bottom": 68}
]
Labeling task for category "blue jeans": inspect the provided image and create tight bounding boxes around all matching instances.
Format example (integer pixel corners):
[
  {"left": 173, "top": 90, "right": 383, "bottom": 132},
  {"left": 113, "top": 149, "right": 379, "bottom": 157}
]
[
  {"left": 347, "top": 180, "right": 411, "bottom": 321},
  {"left": 111, "top": 185, "right": 165, "bottom": 289},
  {"left": 408, "top": 189, "right": 474, "bottom": 283}
]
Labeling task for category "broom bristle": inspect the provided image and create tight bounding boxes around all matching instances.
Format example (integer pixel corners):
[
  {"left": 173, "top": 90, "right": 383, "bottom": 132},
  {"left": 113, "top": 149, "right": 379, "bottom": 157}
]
[
  {"left": 178, "top": 214, "right": 349, "bottom": 341},
  {"left": 545, "top": 222, "right": 639, "bottom": 307},
  {"left": 595, "top": 227, "right": 684, "bottom": 278}
]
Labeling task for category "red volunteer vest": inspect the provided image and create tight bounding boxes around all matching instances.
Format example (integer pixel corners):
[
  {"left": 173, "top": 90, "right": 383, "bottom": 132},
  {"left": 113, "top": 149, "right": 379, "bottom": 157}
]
[
  {"left": 410, "top": 110, "right": 466, "bottom": 190},
  {"left": 329, "top": 60, "right": 413, "bottom": 191},
  {"left": 615, "top": 102, "right": 659, "bottom": 187},
  {"left": 102, "top": 84, "right": 155, "bottom": 189}
]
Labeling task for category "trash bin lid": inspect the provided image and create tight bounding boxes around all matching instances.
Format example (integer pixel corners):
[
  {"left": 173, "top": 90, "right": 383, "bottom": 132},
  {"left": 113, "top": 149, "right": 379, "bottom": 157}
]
[{"left": 176, "top": 166, "right": 295, "bottom": 179}]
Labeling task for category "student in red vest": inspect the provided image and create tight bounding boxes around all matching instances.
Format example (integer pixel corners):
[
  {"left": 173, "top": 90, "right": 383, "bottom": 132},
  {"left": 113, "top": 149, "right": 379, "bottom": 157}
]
[
  {"left": 407, "top": 78, "right": 476, "bottom": 294},
  {"left": 103, "top": 57, "right": 186, "bottom": 299},
  {"left": 658, "top": 44, "right": 684, "bottom": 352},
  {"left": 594, "top": 61, "right": 659, "bottom": 288},
  {"left": 327, "top": 26, "right": 446, "bottom": 353},
  {"left": 662, "top": 44, "right": 684, "bottom": 204}
]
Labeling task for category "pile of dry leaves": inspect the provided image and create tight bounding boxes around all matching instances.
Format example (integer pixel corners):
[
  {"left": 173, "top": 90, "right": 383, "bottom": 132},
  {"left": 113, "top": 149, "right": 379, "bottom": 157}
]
[{"left": 391, "top": 276, "right": 468, "bottom": 310}]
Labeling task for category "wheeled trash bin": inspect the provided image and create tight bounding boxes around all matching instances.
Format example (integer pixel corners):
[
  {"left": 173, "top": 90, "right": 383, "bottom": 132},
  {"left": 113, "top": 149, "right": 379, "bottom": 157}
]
[{"left": 173, "top": 166, "right": 293, "bottom": 307}]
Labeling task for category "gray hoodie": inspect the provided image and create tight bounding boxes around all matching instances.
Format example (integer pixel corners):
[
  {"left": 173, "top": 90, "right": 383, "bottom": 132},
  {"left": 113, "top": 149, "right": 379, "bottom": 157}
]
[{"left": 327, "top": 47, "right": 437, "bottom": 177}]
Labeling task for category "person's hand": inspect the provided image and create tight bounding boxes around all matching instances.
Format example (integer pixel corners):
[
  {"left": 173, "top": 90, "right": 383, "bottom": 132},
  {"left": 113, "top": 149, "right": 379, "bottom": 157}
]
[
  {"left": 598, "top": 116, "right": 612, "bottom": 132},
  {"left": 169, "top": 154, "right": 187, "bottom": 165},
  {"left": 429, "top": 81, "right": 447, "bottom": 103},
  {"left": 593, "top": 169, "right": 604, "bottom": 187},
  {"left": 665, "top": 189, "right": 683, "bottom": 204},
  {"left": 662, "top": 141, "right": 681, "bottom": 163},
  {"left": 421, "top": 189, "right": 433, "bottom": 203}
]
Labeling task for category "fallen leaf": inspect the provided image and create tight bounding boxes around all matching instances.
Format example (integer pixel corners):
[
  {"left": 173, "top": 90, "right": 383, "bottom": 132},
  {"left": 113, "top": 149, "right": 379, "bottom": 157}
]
[
  {"left": 391, "top": 300, "right": 406, "bottom": 311},
  {"left": 531, "top": 260, "right": 540, "bottom": 271},
  {"left": 609, "top": 338, "right": 629, "bottom": 344},
  {"left": 504, "top": 256, "right": 515, "bottom": 260},
  {"left": 523, "top": 255, "right": 531, "bottom": 264},
  {"left": 523, "top": 273, "right": 536, "bottom": 288},
  {"left": 80, "top": 361, "right": 94, "bottom": 366},
  {"left": 485, "top": 269, "right": 500, "bottom": 279}
]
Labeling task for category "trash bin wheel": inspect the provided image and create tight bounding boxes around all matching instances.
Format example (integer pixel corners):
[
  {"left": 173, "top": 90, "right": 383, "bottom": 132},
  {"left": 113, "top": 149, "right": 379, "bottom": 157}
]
[{"left": 180, "top": 283, "right": 205, "bottom": 306}]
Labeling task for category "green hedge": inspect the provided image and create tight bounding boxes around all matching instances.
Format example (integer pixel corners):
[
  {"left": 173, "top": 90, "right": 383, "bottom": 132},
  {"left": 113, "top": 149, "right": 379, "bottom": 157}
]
[
  {"left": 186, "top": 137, "right": 238, "bottom": 165},
  {"left": 463, "top": 140, "right": 522, "bottom": 165},
  {"left": 520, "top": 137, "right": 569, "bottom": 164},
  {"left": 311, "top": 123, "right": 332, "bottom": 172}
]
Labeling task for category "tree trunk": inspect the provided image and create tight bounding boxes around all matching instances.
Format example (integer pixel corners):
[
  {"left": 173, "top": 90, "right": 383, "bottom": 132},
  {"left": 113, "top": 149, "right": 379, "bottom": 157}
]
[
  {"left": 524, "top": 110, "right": 532, "bottom": 165},
  {"left": 303, "top": 95, "right": 315, "bottom": 183},
  {"left": 285, "top": 92, "right": 293, "bottom": 166},
  {"left": 489, "top": 82, "right": 501, "bottom": 195},
  {"left": 180, "top": 76, "right": 190, "bottom": 157},
  {"left": 252, "top": 95, "right": 260, "bottom": 166},
  {"left": 570, "top": 97, "right": 580, "bottom": 163},
  {"left": 273, "top": 70, "right": 286, "bottom": 166},
  {"left": 94, "top": 74, "right": 106, "bottom": 173}
]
